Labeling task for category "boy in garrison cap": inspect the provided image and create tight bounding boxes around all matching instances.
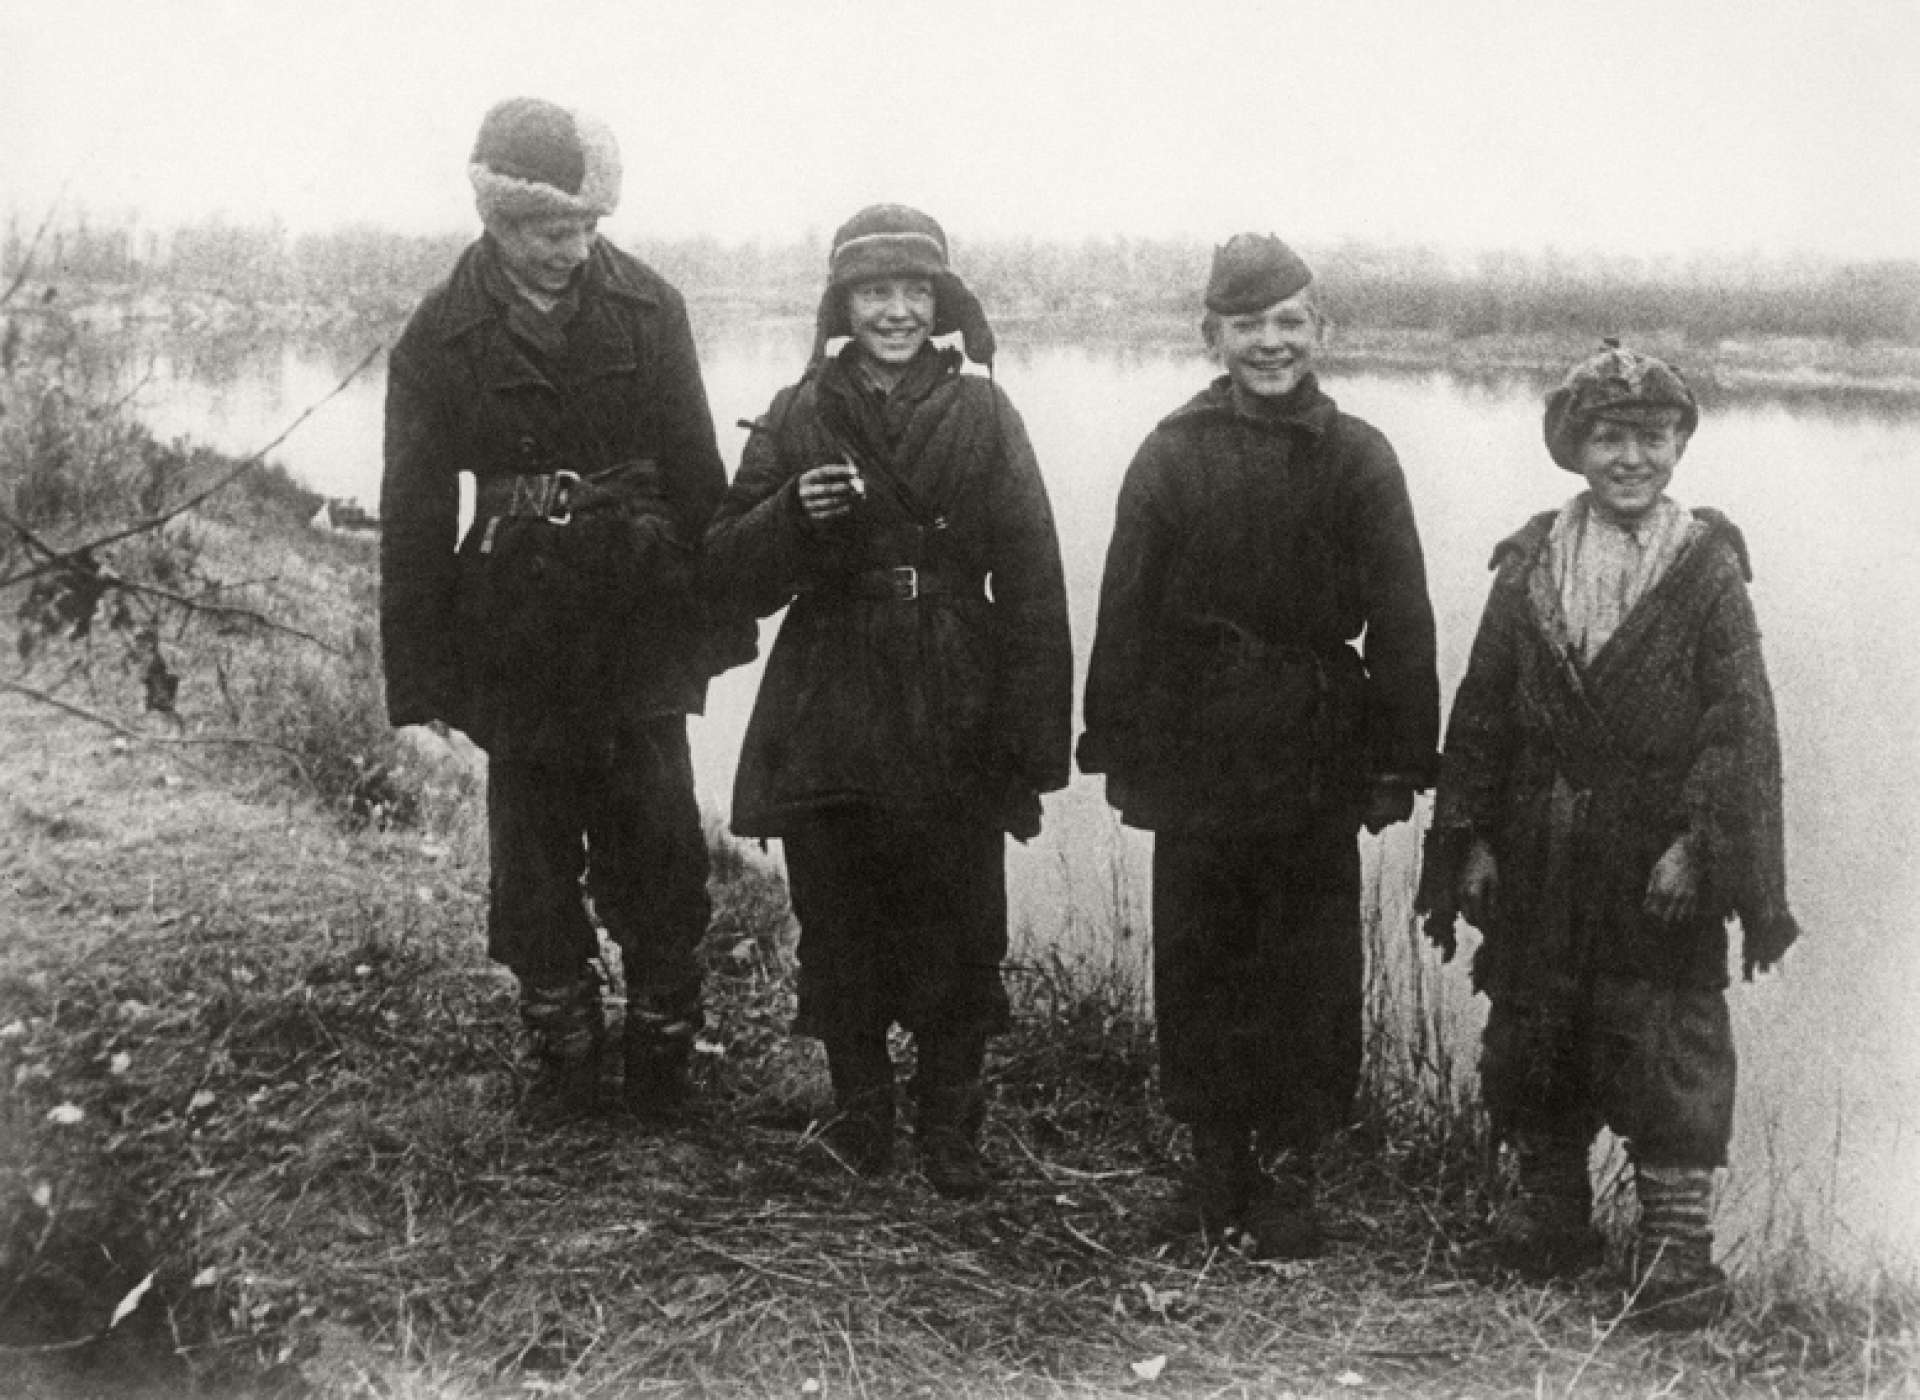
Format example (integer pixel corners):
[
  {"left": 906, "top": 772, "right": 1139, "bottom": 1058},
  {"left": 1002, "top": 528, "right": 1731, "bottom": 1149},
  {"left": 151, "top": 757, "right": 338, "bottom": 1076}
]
[
  {"left": 1079, "top": 235, "right": 1439, "bottom": 1257},
  {"left": 1418, "top": 342, "right": 1799, "bottom": 1328},
  {"left": 380, "top": 97, "right": 749, "bottom": 1122}
]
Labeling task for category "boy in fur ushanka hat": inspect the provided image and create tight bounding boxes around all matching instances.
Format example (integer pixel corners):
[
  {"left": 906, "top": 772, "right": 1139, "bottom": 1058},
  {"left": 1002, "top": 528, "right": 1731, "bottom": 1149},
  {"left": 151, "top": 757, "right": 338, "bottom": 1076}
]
[
  {"left": 706, "top": 204, "right": 1071, "bottom": 1200},
  {"left": 381, "top": 97, "right": 750, "bottom": 1125},
  {"left": 1419, "top": 342, "right": 1799, "bottom": 1329}
]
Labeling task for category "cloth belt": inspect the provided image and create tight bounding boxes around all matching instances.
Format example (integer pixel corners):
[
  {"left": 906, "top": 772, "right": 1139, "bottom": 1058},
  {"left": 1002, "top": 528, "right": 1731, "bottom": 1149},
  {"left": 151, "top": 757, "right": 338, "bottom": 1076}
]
[
  {"left": 823, "top": 565, "right": 984, "bottom": 603},
  {"left": 476, "top": 460, "right": 659, "bottom": 525}
]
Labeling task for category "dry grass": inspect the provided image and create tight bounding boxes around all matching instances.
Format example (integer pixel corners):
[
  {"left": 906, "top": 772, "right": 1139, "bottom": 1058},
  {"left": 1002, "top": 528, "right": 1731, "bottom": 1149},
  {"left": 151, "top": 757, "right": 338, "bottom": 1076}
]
[{"left": 4, "top": 681, "right": 1918, "bottom": 1399}]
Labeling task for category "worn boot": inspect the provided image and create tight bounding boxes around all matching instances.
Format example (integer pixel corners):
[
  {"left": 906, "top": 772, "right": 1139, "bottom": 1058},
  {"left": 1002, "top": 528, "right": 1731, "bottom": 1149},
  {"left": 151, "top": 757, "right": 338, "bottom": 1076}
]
[
  {"left": 1149, "top": 1121, "right": 1253, "bottom": 1243},
  {"left": 520, "top": 971, "right": 608, "bottom": 1120},
  {"left": 1626, "top": 1163, "right": 1727, "bottom": 1330},
  {"left": 1242, "top": 1146, "right": 1325, "bottom": 1261},
  {"left": 914, "top": 1032, "right": 990, "bottom": 1200},
  {"left": 623, "top": 1006, "right": 699, "bottom": 1123},
  {"left": 1491, "top": 1134, "right": 1602, "bottom": 1279},
  {"left": 820, "top": 1035, "right": 896, "bottom": 1177}
]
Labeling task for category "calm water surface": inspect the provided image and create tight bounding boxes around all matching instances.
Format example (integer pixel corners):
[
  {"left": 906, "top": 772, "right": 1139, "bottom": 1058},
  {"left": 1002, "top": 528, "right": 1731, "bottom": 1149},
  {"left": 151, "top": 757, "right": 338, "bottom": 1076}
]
[{"left": 132, "top": 328, "right": 1920, "bottom": 1270}]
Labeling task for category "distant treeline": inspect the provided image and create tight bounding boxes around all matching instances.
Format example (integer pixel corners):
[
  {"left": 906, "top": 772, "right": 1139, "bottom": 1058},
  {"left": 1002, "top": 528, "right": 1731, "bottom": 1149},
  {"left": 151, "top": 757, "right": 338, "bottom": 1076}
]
[{"left": 9, "top": 213, "right": 1920, "bottom": 346}]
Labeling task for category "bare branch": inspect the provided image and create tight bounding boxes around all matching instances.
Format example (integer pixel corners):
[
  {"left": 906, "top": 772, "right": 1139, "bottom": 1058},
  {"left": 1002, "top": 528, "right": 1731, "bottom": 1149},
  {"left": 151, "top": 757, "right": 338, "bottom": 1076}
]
[
  {"left": 2, "top": 678, "right": 318, "bottom": 793},
  {"left": 0, "top": 341, "right": 386, "bottom": 591},
  {"left": 0, "top": 184, "right": 72, "bottom": 309},
  {"left": 108, "top": 575, "right": 347, "bottom": 656}
]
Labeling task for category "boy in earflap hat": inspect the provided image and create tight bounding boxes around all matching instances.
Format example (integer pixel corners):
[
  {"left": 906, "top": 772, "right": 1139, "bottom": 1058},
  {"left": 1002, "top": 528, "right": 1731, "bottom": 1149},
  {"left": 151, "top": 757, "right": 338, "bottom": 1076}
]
[
  {"left": 706, "top": 205, "right": 1071, "bottom": 1198},
  {"left": 380, "top": 97, "right": 749, "bottom": 1122},
  {"left": 1418, "top": 342, "right": 1799, "bottom": 1328},
  {"left": 1080, "top": 234, "right": 1440, "bottom": 1257}
]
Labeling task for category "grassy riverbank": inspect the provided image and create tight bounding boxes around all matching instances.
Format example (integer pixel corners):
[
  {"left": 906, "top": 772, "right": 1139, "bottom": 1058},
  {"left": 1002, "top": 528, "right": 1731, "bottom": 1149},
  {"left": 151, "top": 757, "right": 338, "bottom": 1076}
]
[{"left": 2, "top": 369, "right": 1917, "bottom": 1397}]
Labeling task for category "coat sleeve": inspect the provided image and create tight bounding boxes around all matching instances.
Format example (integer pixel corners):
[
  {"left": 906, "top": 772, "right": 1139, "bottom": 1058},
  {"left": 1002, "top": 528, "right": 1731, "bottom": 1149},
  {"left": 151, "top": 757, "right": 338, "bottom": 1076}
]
[
  {"left": 378, "top": 318, "right": 462, "bottom": 730},
  {"left": 982, "top": 384, "right": 1073, "bottom": 795},
  {"left": 1415, "top": 559, "right": 1525, "bottom": 926},
  {"left": 702, "top": 386, "right": 819, "bottom": 620},
  {"left": 650, "top": 286, "right": 727, "bottom": 545},
  {"left": 1681, "top": 549, "right": 1800, "bottom": 973},
  {"left": 1078, "top": 433, "right": 1176, "bottom": 783},
  {"left": 1345, "top": 424, "right": 1440, "bottom": 786}
]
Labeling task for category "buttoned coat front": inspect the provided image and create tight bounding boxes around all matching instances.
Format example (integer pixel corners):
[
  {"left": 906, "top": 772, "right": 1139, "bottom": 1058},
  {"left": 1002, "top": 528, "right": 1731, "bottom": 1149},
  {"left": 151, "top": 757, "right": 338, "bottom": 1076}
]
[{"left": 379, "top": 236, "right": 729, "bottom": 761}]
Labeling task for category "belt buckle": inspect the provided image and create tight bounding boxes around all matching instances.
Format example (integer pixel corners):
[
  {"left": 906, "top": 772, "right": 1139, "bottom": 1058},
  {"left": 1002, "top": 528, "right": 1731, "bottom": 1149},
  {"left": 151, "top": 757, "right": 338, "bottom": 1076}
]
[
  {"left": 888, "top": 565, "right": 919, "bottom": 601},
  {"left": 545, "top": 470, "right": 580, "bottom": 526}
]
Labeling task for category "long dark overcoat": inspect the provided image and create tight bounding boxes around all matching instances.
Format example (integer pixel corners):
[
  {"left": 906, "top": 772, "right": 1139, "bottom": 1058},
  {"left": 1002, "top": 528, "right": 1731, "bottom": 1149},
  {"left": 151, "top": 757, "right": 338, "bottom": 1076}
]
[
  {"left": 704, "top": 345, "right": 1072, "bottom": 838},
  {"left": 1419, "top": 509, "right": 1798, "bottom": 998},
  {"left": 1078, "top": 375, "right": 1439, "bottom": 830},
  {"left": 379, "top": 237, "right": 730, "bottom": 761}
]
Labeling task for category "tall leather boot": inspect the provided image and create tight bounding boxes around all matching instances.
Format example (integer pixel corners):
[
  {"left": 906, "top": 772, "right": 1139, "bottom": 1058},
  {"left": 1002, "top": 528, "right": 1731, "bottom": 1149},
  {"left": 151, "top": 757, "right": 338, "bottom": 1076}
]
[
  {"left": 821, "top": 1034, "right": 896, "bottom": 1176},
  {"left": 914, "top": 1031, "right": 990, "bottom": 1200},
  {"left": 1243, "top": 1140, "right": 1325, "bottom": 1261},
  {"left": 1628, "top": 1163, "right": 1726, "bottom": 1329},
  {"left": 520, "top": 970, "right": 607, "bottom": 1120},
  {"left": 1492, "top": 1133, "right": 1601, "bottom": 1278},
  {"left": 623, "top": 1001, "right": 700, "bottom": 1123},
  {"left": 1149, "top": 1119, "right": 1254, "bottom": 1242}
]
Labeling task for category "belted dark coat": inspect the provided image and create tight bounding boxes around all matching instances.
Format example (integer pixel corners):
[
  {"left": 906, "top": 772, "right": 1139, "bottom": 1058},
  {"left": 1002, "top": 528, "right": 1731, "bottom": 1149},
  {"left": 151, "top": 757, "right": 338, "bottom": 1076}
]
[
  {"left": 1418, "top": 509, "right": 1799, "bottom": 995},
  {"left": 704, "top": 344, "right": 1073, "bottom": 839},
  {"left": 1078, "top": 375, "right": 1439, "bottom": 831},
  {"left": 379, "top": 236, "right": 733, "bottom": 761}
]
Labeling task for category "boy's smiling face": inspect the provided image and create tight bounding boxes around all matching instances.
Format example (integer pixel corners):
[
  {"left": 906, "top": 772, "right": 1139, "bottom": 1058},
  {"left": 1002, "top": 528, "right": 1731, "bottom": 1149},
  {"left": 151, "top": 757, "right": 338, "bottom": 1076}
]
[{"left": 1575, "top": 409, "right": 1687, "bottom": 522}]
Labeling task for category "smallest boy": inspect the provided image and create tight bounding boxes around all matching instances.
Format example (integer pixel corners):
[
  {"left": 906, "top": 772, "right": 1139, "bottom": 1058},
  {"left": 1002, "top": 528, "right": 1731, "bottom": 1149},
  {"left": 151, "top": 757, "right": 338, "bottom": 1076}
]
[{"left": 1419, "top": 342, "right": 1798, "bottom": 1329}]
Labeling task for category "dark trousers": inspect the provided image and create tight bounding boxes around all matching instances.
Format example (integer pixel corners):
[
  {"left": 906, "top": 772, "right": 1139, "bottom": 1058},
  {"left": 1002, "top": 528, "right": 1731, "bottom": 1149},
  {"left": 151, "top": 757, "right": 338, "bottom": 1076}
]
[
  {"left": 486, "top": 716, "right": 709, "bottom": 1018},
  {"left": 781, "top": 807, "right": 1011, "bottom": 1042},
  {"left": 1151, "top": 816, "right": 1363, "bottom": 1147},
  {"left": 1481, "top": 975, "right": 1736, "bottom": 1167}
]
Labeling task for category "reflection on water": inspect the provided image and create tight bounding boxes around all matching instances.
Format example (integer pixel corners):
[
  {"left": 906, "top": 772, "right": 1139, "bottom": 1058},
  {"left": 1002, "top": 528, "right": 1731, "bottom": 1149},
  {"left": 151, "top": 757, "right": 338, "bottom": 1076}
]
[{"left": 120, "top": 325, "right": 1920, "bottom": 1271}]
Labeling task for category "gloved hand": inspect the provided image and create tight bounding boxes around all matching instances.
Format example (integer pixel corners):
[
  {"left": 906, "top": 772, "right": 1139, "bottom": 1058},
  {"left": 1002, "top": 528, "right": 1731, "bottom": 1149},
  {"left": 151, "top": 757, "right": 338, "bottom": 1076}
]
[{"left": 1361, "top": 777, "right": 1415, "bottom": 834}]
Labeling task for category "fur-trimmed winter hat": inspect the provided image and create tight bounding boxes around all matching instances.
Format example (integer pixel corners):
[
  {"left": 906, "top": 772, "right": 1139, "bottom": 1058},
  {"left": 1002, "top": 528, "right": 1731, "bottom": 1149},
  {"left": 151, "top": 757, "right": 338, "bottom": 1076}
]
[
  {"left": 1204, "top": 233, "right": 1314, "bottom": 315},
  {"left": 812, "top": 203, "right": 996, "bottom": 367},
  {"left": 1543, "top": 340, "right": 1699, "bottom": 471},
  {"left": 469, "top": 97, "right": 622, "bottom": 226}
]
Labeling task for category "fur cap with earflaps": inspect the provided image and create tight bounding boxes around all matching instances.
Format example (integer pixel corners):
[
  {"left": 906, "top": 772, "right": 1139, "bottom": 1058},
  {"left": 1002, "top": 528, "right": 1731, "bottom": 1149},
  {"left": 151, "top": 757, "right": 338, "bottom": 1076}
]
[
  {"left": 811, "top": 204, "right": 996, "bottom": 367},
  {"left": 1543, "top": 340, "right": 1700, "bottom": 471},
  {"left": 469, "top": 97, "right": 622, "bottom": 227}
]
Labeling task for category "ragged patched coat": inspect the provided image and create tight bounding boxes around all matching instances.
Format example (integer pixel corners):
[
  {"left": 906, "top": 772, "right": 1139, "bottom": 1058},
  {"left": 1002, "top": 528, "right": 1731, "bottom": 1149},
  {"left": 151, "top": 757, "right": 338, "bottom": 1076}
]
[
  {"left": 1419, "top": 509, "right": 1798, "bottom": 997},
  {"left": 704, "top": 344, "right": 1072, "bottom": 839},
  {"left": 1078, "top": 374, "right": 1439, "bottom": 831},
  {"left": 379, "top": 236, "right": 731, "bottom": 760}
]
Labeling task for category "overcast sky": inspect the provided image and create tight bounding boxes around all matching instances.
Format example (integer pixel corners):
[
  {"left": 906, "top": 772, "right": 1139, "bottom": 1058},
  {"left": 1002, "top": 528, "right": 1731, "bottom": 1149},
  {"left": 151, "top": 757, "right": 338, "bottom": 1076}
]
[{"left": 4, "top": 0, "right": 1918, "bottom": 260}]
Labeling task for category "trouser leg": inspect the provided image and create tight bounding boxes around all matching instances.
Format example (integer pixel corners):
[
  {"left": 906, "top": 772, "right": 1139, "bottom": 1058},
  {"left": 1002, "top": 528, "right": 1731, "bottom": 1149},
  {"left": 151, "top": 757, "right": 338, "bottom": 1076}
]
[
  {"left": 584, "top": 719, "right": 711, "bottom": 1118},
  {"left": 913, "top": 1028, "right": 990, "bottom": 1199},
  {"left": 821, "top": 1032, "right": 896, "bottom": 1176}
]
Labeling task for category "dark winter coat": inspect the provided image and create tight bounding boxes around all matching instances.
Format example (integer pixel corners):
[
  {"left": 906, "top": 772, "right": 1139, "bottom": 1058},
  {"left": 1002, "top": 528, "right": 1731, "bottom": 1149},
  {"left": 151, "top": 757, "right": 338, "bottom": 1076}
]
[
  {"left": 704, "top": 344, "right": 1073, "bottom": 839},
  {"left": 379, "top": 236, "right": 737, "bottom": 761},
  {"left": 1418, "top": 509, "right": 1799, "bottom": 997},
  {"left": 1078, "top": 375, "right": 1439, "bottom": 832}
]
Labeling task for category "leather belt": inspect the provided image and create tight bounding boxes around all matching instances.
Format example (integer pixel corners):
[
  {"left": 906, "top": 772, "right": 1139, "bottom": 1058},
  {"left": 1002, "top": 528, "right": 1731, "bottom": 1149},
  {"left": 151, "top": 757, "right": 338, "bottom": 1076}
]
[
  {"left": 835, "top": 565, "right": 984, "bottom": 602},
  {"left": 475, "top": 460, "right": 659, "bottom": 526}
]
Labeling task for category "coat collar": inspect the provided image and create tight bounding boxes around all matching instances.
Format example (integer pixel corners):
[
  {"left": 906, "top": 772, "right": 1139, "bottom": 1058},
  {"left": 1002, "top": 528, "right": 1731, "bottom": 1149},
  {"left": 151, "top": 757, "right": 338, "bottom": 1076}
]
[
  {"left": 436, "top": 235, "right": 660, "bottom": 345},
  {"left": 1158, "top": 373, "right": 1338, "bottom": 436}
]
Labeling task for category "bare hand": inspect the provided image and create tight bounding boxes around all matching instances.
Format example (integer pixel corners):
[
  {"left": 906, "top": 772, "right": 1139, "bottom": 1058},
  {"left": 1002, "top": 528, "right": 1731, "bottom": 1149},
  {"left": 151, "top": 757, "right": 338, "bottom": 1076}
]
[
  {"left": 1458, "top": 837, "right": 1499, "bottom": 929},
  {"left": 1361, "top": 778, "right": 1415, "bottom": 834},
  {"left": 797, "top": 462, "right": 864, "bottom": 522},
  {"left": 1644, "top": 835, "right": 1701, "bottom": 925}
]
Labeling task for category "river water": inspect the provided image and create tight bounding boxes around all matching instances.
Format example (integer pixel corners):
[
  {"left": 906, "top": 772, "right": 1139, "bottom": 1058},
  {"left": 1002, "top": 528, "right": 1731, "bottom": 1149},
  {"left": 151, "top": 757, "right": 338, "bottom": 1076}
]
[{"left": 129, "top": 325, "right": 1920, "bottom": 1274}]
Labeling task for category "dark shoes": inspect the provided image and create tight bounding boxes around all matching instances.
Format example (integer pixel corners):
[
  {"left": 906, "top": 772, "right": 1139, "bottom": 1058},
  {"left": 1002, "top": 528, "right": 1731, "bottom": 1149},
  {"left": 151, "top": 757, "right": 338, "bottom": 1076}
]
[
  {"left": 1488, "top": 1193, "right": 1604, "bottom": 1279},
  {"left": 1152, "top": 1124, "right": 1325, "bottom": 1259},
  {"left": 623, "top": 1011, "right": 699, "bottom": 1122},
  {"left": 917, "top": 1084, "right": 989, "bottom": 1199},
  {"left": 819, "top": 1087, "right": 897, "bottom": 1177},
  {"left": 1241, "top": 1170, "right": 1325, "bottom": 1261},
  {"left": 1625, "top": 1248, "right": 1729, "bottom": 1330},
  {"left": 520, "top": 973, "right": 608, "bottom": 1121}
]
